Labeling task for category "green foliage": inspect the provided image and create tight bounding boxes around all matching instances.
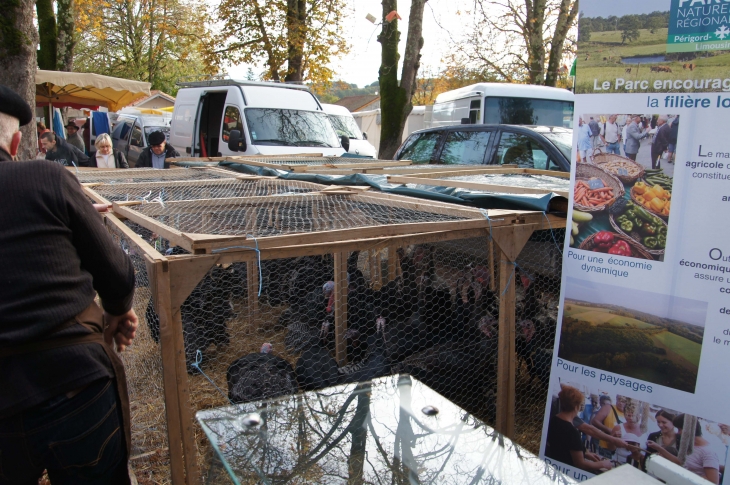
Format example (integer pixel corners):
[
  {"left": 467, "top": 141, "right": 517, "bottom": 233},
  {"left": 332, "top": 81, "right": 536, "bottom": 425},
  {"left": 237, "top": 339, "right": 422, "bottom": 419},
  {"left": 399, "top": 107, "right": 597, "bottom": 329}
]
[
  {"left": 578, "top": 21, "right": 591, "bottom": 42},
  {"left": 35, "top": 0, "right": 56, "bottom": 69},
  {"left": 581, "top": 11, "right": 668, "bottom": 33},
  {"left": 74, "top": 0, "right": 217, "bottom": 94},
  {"left": 311, "top": 81, "right": 379, "bottom": 103}
]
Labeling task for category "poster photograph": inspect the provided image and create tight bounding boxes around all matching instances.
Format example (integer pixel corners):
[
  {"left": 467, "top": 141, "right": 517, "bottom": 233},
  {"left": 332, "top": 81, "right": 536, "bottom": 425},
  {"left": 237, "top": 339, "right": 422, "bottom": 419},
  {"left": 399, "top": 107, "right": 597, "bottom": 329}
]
[{"left": 541, "top": 0, "right": 730, "bottom": 481}]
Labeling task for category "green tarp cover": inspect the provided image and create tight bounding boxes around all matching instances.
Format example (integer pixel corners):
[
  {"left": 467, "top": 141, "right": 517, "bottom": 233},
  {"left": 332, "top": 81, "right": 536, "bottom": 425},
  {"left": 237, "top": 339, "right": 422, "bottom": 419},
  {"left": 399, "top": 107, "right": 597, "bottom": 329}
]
[{"left": 173, "top": 161, "right": 565, "bottom": 212}]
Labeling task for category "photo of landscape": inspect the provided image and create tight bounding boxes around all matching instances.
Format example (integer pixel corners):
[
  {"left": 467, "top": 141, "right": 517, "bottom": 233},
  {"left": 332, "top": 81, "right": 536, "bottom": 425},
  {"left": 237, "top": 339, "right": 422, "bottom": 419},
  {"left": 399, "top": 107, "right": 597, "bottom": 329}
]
[
  {"left": 558, "top": 278, "right": 706, "bottom": 393},
  {"left": 576, "top": 0, "right": 730, "bottom": 93}
]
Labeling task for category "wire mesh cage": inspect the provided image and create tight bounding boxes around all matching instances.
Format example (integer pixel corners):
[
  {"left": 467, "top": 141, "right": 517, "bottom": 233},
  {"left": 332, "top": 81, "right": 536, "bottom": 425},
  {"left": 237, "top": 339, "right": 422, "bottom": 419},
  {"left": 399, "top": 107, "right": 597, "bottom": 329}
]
[
  {"left": 71, "top": 167, "right": 238, "bottom": 185},
  {"left": 101, "top": 186, "right": 566, "bottom": 483},
  {"left": 174, "top": 156, "right": 412, "bottom": 172}
]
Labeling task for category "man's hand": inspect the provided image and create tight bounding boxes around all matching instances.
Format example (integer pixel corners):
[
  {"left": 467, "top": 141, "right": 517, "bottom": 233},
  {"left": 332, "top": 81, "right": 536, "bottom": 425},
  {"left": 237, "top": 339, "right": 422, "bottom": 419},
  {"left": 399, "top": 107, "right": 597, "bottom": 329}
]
[
  {"left": 609, "top": 436, "right": 629, "bottom": 449},
  {"left": 93, "top": 203, "right": 112, "bottom": 213},
  {"left": 104, "top": 309, "right": 138, "bottom": 352}
]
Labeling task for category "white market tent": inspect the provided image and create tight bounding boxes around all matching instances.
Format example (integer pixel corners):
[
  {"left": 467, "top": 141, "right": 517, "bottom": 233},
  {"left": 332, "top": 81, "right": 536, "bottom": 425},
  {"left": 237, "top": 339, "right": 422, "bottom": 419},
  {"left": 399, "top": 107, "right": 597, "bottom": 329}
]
[{"left": 35, "top": 70, "right": 151, "bottom": 112}]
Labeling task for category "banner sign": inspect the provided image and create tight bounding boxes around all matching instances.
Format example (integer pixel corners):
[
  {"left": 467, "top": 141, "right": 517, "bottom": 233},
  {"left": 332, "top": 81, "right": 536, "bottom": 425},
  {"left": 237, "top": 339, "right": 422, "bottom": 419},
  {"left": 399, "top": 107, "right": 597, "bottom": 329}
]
[{"left": 540, "top": 1, "right": 730, "bottom": 481}]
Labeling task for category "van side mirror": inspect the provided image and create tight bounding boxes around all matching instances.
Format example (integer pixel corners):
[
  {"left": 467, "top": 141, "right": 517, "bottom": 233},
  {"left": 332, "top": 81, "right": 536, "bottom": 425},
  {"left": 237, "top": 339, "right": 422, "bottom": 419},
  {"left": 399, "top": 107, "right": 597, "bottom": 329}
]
[
  {"left": 362, "top": 132, "right": 368, "bottom": 140},
  {"left": 227, "top": 130, "right": 246, "bottom": 152},
  {"left": 460, "top": 117, "right": 471, "bottom": 125},
  {"left": 340, "top": 134, "right": 350, "bottom": 152}
]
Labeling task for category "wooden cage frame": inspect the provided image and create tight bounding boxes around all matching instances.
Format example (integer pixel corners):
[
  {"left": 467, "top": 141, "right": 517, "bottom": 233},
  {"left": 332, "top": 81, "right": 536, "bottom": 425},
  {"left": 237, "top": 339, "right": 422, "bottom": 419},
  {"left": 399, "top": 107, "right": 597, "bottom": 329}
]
[{"left": 95, "top": 181, "right": 566, "bottom": 485}]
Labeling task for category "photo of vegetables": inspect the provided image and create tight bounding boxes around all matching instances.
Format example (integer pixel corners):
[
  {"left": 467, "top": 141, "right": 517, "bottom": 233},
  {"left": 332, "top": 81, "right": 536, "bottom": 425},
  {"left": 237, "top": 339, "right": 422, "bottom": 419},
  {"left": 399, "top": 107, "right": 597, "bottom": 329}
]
[
  {"left": 559, "top": 277, "right": 707, "bottom": 393},
  {"left": 570, "top": 113, "right": 676, "bottom": 261}
]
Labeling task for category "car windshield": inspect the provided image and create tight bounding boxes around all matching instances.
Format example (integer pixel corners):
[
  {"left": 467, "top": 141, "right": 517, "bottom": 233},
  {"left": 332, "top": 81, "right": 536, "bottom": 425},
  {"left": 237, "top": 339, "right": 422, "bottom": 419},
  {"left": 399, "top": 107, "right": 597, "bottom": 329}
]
[
  {"left": 144, "top": 126, "right": 170, "bottom": 144},
  {"left": 328, "top": 114, "right": 363, "bottom": 139},
  {"left": 540, "top": 130, "right": 572, "bottom": 161},
  {"left": 244, "top": 108, "right": 340, "bottom": 147}
]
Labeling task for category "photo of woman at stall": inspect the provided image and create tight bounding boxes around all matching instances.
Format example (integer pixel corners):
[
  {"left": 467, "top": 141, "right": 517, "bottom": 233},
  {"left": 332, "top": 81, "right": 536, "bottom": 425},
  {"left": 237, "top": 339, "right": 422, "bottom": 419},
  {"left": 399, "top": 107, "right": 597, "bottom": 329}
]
[
  {"left": 570, "top": 113, "right": 676, "bottom": 262},
  {"left": 542, "top": 381, "right": 730, "bottom": 483}
]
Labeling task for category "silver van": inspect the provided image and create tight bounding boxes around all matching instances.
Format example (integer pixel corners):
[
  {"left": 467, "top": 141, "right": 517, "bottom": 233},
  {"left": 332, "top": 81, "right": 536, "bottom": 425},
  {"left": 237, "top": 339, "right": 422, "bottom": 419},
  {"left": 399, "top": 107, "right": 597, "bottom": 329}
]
[{"left": 111, "top": 113, "right": 172, "bottom": 167}]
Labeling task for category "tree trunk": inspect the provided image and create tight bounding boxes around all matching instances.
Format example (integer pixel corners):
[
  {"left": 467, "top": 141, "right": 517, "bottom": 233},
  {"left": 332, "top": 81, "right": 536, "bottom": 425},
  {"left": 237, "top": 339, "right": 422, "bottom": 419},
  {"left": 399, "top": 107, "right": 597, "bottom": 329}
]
[
  {"left": 524, "top": 0, "right": 546, "bottom": 85},
  {"left": 56, "top": 0, "right": 75, "bottom": 71},
  {"left": 544, "top": 0, "right": 577, "bottom": 87},
  {"left": 284, "top": 0, "right": 306, "bottom": 82},
  {"left": 0, "top": 0, "right": 38, "bottom": 160},
  {"left": 378, "top": 0, "right": 427, "bottom": 160},
  {"left": 36, "top": 0, "right": 57, "bottom": 70}
]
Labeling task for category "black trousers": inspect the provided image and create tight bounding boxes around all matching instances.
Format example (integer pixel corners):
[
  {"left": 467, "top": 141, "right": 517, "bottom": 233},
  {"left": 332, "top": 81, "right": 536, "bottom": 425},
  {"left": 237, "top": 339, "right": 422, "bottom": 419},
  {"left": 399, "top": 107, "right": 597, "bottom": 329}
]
[{"left": 0, "top": 378, "right": 128, "bottom": 485}]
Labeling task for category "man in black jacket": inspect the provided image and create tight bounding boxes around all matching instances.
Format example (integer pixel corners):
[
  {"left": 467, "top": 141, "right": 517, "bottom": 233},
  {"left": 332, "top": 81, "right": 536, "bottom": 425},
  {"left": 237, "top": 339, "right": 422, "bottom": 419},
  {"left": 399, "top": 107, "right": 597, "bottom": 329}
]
[
  {"left": 40, "top": 130, "right": 90, "bottom": 167},
  {"left": 0, "top": 85, "right": 138, "bottom": 484},
  {"left": 135, "top": 130, "right": 179, "bottom": 168}
]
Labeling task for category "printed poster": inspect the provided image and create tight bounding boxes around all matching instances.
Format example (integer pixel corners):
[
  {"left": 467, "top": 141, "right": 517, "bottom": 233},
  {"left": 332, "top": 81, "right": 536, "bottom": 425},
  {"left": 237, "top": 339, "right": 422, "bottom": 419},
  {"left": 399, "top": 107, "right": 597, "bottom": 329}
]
[{"left": 540, "top": 0, "right": 730, "bottom": 481}]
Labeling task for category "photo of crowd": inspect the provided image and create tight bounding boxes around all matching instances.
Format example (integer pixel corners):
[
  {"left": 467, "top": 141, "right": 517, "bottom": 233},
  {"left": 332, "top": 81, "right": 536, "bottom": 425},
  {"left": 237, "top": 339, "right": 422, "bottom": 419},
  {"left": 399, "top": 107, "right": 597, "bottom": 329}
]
[{"left": 545, "top": 382, "right": 729, "bottom": 482}]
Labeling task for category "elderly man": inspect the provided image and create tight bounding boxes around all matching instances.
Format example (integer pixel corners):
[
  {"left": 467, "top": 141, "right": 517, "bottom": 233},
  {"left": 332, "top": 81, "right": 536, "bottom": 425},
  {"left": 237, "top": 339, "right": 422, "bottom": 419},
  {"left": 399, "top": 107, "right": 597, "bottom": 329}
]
[
  {"left": 652, "top": 115, "right": 672, "bottom": 169},
  {"left": 601, "top": 115, "right": 621, "bottom": 155},
  {"left": 66, "top": 121, "right": 86, "bottom": 153},
  {"left": 0, "top": 84, "right": 137, "bottom": 484},
  {"left": 625, "top": 115, "right": 648, "bottom": 161},
  {"left": 136, "top": 130, "right": 179, "bottom": 169}
]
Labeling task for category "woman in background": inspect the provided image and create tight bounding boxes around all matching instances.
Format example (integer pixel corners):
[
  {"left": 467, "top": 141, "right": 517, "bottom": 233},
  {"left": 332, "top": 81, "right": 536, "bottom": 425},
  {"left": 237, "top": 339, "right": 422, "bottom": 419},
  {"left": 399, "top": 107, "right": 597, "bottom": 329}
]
[
  {"left": 92, "top": 133, "right": 128, "bottom": 169},
  {"left": 646, "top": 410, "right": 679, "bottom": 458}
]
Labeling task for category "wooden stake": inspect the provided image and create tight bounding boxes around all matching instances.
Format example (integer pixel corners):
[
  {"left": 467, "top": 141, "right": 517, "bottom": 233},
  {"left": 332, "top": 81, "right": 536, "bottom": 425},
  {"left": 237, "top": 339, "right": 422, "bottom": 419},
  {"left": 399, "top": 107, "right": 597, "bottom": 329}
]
[
  {"left": 247, "top": 260, "right": 259, "bottom": 325},
  {"left": 496, "top": 253, "right": 517, "bottom": 439},
  {"left": 334, "top": 252, "right": 348, "bottom": 366}
]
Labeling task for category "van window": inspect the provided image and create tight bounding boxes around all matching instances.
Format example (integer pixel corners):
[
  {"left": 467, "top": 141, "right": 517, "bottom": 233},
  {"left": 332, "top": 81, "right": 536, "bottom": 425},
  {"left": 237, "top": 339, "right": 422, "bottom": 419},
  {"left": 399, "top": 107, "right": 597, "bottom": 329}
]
[
  {"left": 469, "top": 100, "right": 481, "bottom": 124},
  {"left": 112, "top": 119, "right": 133, "bottom": 141},
  {"left": 222, "top": 106, "right": 243, "bottom": 142},
  {"left": 484, "top": 97, "right": 574, "bottom": 128},
  {"left": 439, "top": 131, "right": 491, "bottom": 165},
  {"left": 244, "top": 108, "right": 340, "bottom": 148},
  {"left": 328, "top": 114, "right": 363, "bottom": 140},
  {"left": 493, "top": 132, "right": 554, "bottom": 170},
  {"left": 130, "top": 122, "right": 143, "bottom": 147},
  {"left": 397, "top": 131, "right": 442, "bottom": 164}
]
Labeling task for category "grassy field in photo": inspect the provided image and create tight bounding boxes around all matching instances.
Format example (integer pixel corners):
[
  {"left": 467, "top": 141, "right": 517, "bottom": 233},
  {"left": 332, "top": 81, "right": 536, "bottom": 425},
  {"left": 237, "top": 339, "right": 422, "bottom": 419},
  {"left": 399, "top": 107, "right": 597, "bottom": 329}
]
[
  {"left": 559, "top": 299, "right": 703, "bottom": 393},
  {"left": 576, "top": 28, "right": 730, "bottom": 94}
]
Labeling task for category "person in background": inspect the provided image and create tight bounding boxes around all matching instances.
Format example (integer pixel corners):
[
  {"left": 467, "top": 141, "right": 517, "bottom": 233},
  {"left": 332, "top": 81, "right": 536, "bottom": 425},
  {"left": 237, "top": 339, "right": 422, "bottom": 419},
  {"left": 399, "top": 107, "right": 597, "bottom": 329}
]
[
  {"left": 588, "top": 117, "right": 601, "bottom": 151},
  {"left": 622, "top": 120, "right": 629, "bottom": 156},
  {"left": 646, "top": 409, "right": 679, "bottom": 458},
  {"left": 591, "top": 394, "right": 626, "bottom": 459},
  {"left": 651, "top": 115, "right": 672, "bottom": 169},
  {"left": 546, "top": 385, "right": 614, "bottom": 473},
  {"left": 37, "top": 122, "right": 51, "bottom": 154},
  {"left": 655, "top": 415, "right": 720, "bottom": 484},
  {"left": 92, "top": 133, "right": 129, "bottom": 169},
  {"left": 135, "top": 130, "right": 179, "bottom": 169},
  {"left": 577, "top": 117, "right": 593, "bottom": 163},
  {"left": 625, "top": 115, "right": 648, "bottom": 161},
  {"left": 601, "top": 114, "right": 621, "bottom": 155},
  {"left": 66, "top": 121, "right": 85, "bottom": 153},
  {"left": 0, "top": 84, "right": 138, "bottom": 484},
  {"left": 41, "top": 131, "right": 90, "bottom": 167},
  {"left": 667, "top": 115, "right": 679, "bottom": 164}
]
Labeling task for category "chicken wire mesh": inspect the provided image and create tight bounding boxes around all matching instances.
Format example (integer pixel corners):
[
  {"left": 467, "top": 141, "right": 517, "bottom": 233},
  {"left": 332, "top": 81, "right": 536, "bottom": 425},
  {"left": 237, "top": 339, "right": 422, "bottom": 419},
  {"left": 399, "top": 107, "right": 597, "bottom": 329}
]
[
  {"left": 89, "top": 178, "right": 326, "bottom": 204},
  {"left": 72, "top": 167, "right": 238, "bottom": 184},
  {"left": 123, "top": 194, "right": 475, "bottom": 240},
  {"left": 105, "top": 218, "right": 171, "bottom": 484}
]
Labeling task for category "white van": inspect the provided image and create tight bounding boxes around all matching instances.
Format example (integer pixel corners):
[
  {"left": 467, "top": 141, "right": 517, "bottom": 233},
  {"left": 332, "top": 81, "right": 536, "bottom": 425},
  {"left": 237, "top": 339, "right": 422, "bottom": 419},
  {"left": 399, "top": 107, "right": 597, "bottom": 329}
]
[
  {"left": 170, "top": 80, "right": 345, "bottom": 158},
  {"left": 429, "top": 83, "right": 574, "bottom": 129},
  {"left": 321, "top": 104, "right": 377, "bottom": 157}
]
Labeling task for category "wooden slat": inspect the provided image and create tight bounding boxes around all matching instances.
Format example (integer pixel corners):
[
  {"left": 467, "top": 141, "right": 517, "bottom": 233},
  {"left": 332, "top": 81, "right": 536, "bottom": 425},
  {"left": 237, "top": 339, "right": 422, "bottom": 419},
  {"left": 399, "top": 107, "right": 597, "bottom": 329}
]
[
  {"left": 247, "top": 260, "right": 259, "bottom": 325},
  {"left": 387, "top": 175, "right": 570, "bottom": 198},
  {"left": 112, "top": 203, "right": 191, "bottom": 249},
  {"left": 288, "top": 160, "right": 413, "bottom": 172},
  {"left": 496, "top": 253, "right": 517, "bottom": 439},
  {"left": 104, "top": 214, "right": 166, "bottom": 262},
  {"left": 334, "top": 252, "right": 348, "bottom": 366},
  {"left": 83, "top": 185, "right": 112, "bottom": 205}
]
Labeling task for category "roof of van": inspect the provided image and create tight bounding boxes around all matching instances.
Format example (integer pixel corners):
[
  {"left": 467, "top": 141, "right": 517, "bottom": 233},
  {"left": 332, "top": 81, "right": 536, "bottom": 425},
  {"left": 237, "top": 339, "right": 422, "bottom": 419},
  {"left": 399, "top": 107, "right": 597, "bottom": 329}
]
[
  {"left": 434, "top": 83, "right": 574, "bottom": 104},
  {"left": 321, "top": 103, "right": 352, "bottom": 116},
  {"left": 176, "top": 79, "right": 312, "bottom": 91}
]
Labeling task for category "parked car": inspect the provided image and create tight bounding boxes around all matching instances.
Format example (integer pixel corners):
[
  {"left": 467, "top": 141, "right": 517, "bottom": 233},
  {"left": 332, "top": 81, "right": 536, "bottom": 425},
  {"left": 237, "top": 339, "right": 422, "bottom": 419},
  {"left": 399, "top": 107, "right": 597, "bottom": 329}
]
[
  {"left": 170, "top": 80, "right": 346, "bottom": 158},
  {"left": 321, "top": 103, "right": 377, "bottom": 157},
  {"left": 394, "top": 124, "right": 572, "bottom": 172},
  {"left": 111, "top": 113, "right": 172, "bottom": 167}
]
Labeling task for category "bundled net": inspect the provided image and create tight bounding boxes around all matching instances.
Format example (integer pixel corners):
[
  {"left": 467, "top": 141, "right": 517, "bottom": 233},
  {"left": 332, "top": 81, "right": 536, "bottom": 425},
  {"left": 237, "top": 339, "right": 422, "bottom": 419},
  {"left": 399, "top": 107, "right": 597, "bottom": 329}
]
[
  {"left": 105, "top": 218, "right": 171, "bottom": 484},
  {"left": 513, "top": 228, "right": 564, "bottom": 452},
  {"left": 90, "top": 179, "right": 326, "bottom": 203},
  {"left": 72, "top": 167, "right": 237, "bottom": 185}
]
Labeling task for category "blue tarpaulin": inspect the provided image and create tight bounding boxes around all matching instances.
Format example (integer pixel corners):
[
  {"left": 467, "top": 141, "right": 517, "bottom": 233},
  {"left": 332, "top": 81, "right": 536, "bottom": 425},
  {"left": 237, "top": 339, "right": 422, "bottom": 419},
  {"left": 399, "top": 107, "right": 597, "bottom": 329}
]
[
  {"left": 172, "top": 160, "right": 566, "bottom": 212},
  {"left": 91, "top": 112, "right": 111, "bottom": 136},
  {"left": 52, "top": 108, "right": 65, "bottom": 139}
]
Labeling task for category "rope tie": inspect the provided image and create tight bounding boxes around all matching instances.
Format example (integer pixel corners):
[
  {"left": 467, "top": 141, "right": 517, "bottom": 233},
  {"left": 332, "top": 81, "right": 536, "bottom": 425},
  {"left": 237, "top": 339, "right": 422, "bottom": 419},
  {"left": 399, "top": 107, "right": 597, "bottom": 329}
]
[
  {"left": 70, "top": 161, "right": 79, "bottom": 174},
  {"left": 211, "top": 235, "right": 263, "bottom": 296},
  {"left": 191, "top": 350, "right": 232, "bottom": 404},
  {"left": 479, "top": 209, "right": 494, "bottom": 240},
  {"left": 542, "top": 212, "right": 564, "bottom": 254}
]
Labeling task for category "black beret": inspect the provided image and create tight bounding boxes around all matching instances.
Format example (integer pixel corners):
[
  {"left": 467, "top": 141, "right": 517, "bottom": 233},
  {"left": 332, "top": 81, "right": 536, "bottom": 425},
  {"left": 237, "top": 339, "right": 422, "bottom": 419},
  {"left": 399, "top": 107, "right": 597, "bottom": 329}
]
[
  {"left": 149, "top": 131, "right": 166, "bottom": 146},
  {"left": 0, "top": 84, "right": 33, "bottom": 126}
]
